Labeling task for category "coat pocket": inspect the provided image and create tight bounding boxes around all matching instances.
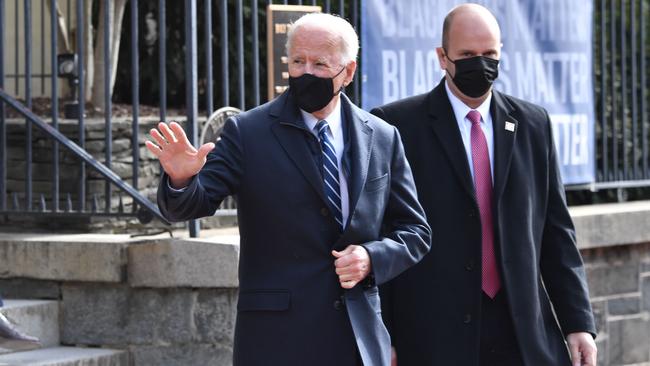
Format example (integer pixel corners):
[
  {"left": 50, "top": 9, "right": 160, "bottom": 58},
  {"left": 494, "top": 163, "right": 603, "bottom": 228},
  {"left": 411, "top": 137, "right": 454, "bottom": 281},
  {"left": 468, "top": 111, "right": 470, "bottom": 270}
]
[
  {"left": 364, "top": 173, "right": 388, "bottom": 192},
  {"left": 237, "top": 290, "right": 291, "bottom": 312}
]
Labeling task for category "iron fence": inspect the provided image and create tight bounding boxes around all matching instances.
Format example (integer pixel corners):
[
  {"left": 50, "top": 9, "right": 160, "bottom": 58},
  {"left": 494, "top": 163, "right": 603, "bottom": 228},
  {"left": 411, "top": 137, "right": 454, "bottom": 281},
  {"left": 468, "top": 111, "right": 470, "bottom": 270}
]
[
  {"left": 591, "top": 0, "right": 650, "bottom": 190},
  {"left": 0, "top": 0, "right": 649, "bottom": 237},
  {"left": 0, "top": 0, "right": 171, "bottom": 227}
]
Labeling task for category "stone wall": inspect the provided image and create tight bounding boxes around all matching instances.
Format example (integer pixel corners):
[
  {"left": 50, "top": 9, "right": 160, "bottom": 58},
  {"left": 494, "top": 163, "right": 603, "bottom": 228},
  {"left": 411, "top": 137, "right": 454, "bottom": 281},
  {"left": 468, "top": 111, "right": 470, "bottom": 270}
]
[
  {"left": 0, "top": 233, "right": 240, "bottom": 366},
  {"left": 0, "top": 202, "right": 649, "bottom": 365},
  {"left": 3, "top": 117, "right": 162, "bottom": 207},
  {"left": 572, "top": 202, "right": 650, "bottom": 365},
  {"left": 582, "top": 244, "right": 650, "bottom": 365}
]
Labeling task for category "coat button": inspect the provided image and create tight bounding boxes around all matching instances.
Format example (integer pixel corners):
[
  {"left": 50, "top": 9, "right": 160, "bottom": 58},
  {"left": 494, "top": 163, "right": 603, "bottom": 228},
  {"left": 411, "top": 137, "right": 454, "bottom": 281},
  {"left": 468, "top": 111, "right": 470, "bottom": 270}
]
[
  {"left": 468, "top": 209, "right": 477, "bottom": 218},
  {"left": 463, "top": 314, "right": 472, "bottom": 324},
  {"left": 320, "top": 207, "right": 329, "bottom": 216},
  {"left": 465, "top": 260, "right": 474, "bottom": 271},
  {"left": 334, "top": 297, "right": 344, "bottom": 311}
]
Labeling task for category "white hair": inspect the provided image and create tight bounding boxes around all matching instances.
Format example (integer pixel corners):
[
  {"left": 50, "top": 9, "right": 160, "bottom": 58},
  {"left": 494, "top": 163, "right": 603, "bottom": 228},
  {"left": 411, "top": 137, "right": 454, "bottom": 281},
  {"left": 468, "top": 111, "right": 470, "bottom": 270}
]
[{"left": 285, "top": 13, "right": 359, "bottom": 64}]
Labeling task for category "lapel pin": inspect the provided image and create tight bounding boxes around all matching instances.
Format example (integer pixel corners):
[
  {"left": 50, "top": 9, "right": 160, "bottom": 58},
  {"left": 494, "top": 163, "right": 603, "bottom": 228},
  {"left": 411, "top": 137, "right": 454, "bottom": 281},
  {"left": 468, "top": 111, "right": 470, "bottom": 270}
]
[{"left": 505, "top": 121, "right": 515, "bottom": 132}]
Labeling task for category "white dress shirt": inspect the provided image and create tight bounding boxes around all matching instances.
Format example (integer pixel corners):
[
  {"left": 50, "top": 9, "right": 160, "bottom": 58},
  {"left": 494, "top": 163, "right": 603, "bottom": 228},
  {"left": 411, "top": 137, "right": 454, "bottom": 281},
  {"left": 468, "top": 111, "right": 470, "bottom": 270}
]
[
  {"left": 300, "top": 98, "right": 350, "bottom": 228},
  {"left": 444, "top": 81, "right": 494, "bottom": 182}
]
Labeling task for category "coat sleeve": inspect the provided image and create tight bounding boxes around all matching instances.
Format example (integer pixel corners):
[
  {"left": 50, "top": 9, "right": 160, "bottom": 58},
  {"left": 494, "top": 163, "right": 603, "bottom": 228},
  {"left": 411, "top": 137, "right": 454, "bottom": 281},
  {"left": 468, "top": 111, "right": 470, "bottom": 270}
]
[
  {"left": 157, "top": 116, "right": 244, "bottom": 222},
  {"left": 361, "top": 125, "right": 431, "bottom": 286},
  {"left": 539, "top": 111, "right": 597, "bottom": 338}
]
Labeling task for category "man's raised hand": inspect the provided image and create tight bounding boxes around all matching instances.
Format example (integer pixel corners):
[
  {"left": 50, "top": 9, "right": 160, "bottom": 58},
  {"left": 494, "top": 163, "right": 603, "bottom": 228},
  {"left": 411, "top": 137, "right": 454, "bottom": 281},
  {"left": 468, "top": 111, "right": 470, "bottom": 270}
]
[{"left": 145, "top": 122, "right": 215, "bottom": 188}]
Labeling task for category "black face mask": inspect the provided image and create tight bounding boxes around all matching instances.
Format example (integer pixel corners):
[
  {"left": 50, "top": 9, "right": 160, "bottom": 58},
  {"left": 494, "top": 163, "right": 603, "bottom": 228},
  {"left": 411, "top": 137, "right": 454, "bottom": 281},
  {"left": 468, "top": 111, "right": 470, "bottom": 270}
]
[
  {"left": 445, "top": 53, "right": 499, "bottom": 98},
  {"left": 288, "top": 67, "right": 346, "bottom": 113}
]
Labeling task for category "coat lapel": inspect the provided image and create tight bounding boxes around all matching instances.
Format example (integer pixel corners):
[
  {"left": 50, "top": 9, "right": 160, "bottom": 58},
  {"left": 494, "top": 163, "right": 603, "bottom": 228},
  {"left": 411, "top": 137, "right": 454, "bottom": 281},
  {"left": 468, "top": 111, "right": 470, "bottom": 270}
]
[
  {"left": 490, "top": 91, "right": 517, "bottom": 203},
  {"left": 270, "top": 92, "right": 328, "bottom": 205},
  {"left": 332, "top": 95, "right": 373, "bottom": 248},
  {"left": 427, "top": 81, "right": 477, "bottom": 201},
  {"left": 343, "top": 95, "right": 374, "bottom": 222}
]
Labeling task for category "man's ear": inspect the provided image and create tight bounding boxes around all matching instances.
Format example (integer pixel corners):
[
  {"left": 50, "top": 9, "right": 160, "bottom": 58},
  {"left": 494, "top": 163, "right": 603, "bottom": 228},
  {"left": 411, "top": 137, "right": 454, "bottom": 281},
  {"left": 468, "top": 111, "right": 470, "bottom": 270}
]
[
  {"left": 436, "top": 47, "right": 447, "bottom": 71},
  {"left": 344, "top": 60, "right": 357, "bottom": 85}
]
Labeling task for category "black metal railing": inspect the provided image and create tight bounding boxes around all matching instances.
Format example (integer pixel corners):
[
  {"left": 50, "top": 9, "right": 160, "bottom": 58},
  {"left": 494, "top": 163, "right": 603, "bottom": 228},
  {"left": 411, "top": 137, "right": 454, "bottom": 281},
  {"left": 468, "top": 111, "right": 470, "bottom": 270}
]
[
  {"left": 590, "top": 0, "right": 649, "bottom": 190},
  {"left": 1, "top": 0, "right": 649, "bottom": 237},
  {"left": 0, "top": 88, "right": 168, "bottom": 224},
  {"left": 0, "top": 0, "right": 169, "bottom": 227}
]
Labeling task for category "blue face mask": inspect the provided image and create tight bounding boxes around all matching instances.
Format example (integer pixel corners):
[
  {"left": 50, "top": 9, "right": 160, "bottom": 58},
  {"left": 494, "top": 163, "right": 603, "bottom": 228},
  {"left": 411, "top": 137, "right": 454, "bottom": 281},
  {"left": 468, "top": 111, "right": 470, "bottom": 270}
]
[{"left": 288, "top": 67, "right": 346, "bottom": 113}]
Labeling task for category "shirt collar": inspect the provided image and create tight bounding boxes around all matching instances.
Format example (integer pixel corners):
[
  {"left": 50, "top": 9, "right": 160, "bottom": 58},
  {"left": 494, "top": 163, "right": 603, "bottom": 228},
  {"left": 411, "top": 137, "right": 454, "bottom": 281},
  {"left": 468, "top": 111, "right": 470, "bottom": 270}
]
[
  {"left": 444, "top": 80, "right": 492, "bottom": 124},
  {"left": 300, "top": 97, "right": 343, "bottom": 138}
]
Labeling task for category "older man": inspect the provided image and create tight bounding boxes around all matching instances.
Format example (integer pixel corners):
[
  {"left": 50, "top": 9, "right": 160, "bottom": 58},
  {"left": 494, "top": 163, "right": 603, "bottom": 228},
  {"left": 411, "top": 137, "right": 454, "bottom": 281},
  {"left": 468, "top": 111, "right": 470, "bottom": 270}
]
[
  {"left": 146, "top": 12, "right": 430, "bottom": 366},
  {"left": 372, "top": 4, "right": 597, "bottom": 366}
]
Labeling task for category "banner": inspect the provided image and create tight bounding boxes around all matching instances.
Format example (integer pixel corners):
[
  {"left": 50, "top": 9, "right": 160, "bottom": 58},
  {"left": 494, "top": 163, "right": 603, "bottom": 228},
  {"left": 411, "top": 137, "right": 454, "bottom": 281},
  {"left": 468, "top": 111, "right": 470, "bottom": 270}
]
[{"left": 361, "top": 0, "right": 595, "bottom": 184}]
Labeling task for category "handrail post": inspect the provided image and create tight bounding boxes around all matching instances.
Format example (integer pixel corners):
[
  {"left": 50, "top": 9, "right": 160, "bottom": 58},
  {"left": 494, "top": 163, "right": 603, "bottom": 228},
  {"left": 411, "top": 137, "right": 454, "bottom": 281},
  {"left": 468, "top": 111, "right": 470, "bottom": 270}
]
[{"left": 185, "top": 0, "right": 200, "bottom": 237}]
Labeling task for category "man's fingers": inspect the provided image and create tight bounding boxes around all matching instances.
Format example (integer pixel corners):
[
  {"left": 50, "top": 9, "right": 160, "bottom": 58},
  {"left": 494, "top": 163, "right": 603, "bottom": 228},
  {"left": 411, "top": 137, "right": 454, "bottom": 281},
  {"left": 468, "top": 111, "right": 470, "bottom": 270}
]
[
  {"left": 332, "top": 245, "right": 355, "bottom": 257},
  {"left": 149, "top": 129, "right": 168, "bottom": 147},
  {"left": 336, "top": 265, "right": 367, "bottom": 289},
  {"left": 568, "top": 342, "right": 581, "bottom": 366},
  {"left": 567, "top": 333, "right": 597, "bottom": 366},
  {"left": 338, "top": 273, "right": 362, "bottom": 282},
  {"left": 197, "top": 143, "right": 215, "bottom": 159},
  {"left": 144, "top": 140, "right": 162, "bottom": 157},
  {"left": 334, "top": 255, "right": 352, "bottom": 268},
  {"left": 169, "top": 122, "right": 192, "bottom": 147},
  {"left": 159, "top": 122, "right": 177, "bottom": 144},
  {"left": 336, "top": 262, "right": 367, "bottom": 276},
  {"left": 583, "top": 345, "right": 597, "bottom": 366},
  {"left": 332, "top": 246, "right": 359, "bottom": 267},
  {"left": 338, "top": 273, "right": 352, "bottom": 281}
]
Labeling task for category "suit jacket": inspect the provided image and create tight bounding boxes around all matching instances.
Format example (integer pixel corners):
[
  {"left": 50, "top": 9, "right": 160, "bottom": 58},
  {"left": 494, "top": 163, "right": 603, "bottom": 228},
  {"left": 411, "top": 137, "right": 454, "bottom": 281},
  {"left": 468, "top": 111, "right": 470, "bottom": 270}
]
[
  {"left": 371, "top": 79, "right": 596, "bottom": 366},
  {"left": 158, "top": 92, "right": 431, "bottom": 366}
]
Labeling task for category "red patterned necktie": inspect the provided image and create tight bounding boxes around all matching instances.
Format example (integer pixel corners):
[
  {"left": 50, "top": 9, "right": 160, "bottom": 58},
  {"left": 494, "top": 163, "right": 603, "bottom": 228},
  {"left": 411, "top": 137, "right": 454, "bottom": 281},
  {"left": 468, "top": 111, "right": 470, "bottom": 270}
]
[{"left": 467, "top": 110, "right": 501, "bottom": 298}]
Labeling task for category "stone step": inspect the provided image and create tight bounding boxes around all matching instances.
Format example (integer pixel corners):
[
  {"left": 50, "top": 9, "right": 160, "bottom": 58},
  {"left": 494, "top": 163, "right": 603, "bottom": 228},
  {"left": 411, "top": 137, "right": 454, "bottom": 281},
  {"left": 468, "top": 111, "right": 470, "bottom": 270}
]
[
  {"left": 0, "top": 300, "right": 59, "bottom": 352},
  {"left": 0, "top": 346, "right": 127, "bottom": 365}
]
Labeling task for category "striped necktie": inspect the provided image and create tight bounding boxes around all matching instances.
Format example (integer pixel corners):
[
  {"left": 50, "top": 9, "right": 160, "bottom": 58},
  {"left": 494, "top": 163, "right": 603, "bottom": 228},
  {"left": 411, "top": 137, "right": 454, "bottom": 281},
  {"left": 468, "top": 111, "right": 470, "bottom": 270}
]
[{"left": 315, "top": 120, "right": 343, "bottom": 230}]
